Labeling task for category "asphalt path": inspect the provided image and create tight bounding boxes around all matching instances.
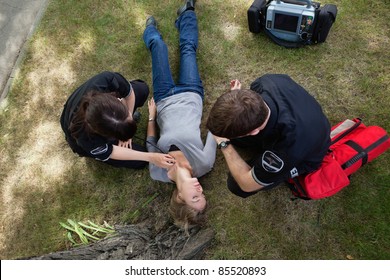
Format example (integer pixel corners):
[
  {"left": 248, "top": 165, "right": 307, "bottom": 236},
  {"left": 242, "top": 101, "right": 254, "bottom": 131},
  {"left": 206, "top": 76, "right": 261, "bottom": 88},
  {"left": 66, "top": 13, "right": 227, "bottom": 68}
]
[{"left": 0, "top": 0, "right": 49, "bottom": 103}]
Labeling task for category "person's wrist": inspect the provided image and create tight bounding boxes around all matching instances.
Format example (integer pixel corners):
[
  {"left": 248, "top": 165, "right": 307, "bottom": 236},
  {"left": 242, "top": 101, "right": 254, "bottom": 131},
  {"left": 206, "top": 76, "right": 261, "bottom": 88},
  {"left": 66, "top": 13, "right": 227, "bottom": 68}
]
[{"left": 217, "top": 140, "right": 231, "bottom": 149}]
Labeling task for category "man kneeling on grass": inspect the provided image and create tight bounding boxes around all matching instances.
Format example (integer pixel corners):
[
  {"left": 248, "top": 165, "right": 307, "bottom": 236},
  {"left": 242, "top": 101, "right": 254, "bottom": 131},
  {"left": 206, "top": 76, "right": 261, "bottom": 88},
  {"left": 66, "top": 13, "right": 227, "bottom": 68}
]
[{"left": 207, "top": 75, "right": 331, "bottom": 198}]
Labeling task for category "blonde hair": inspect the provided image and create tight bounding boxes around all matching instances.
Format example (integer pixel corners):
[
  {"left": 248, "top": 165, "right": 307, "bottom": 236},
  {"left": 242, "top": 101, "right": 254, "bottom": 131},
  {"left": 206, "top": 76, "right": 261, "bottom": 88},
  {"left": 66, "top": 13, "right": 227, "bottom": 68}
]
[{"left": 169, "top": 189, "right": 207, "bottom": 233}]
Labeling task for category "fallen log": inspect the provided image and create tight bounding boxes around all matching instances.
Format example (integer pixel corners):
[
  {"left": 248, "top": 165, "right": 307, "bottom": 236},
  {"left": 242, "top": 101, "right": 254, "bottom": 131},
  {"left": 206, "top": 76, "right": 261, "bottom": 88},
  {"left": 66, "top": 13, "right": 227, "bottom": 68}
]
[{"left": 27, "top": 223, "right": 214, "bottom": 260}]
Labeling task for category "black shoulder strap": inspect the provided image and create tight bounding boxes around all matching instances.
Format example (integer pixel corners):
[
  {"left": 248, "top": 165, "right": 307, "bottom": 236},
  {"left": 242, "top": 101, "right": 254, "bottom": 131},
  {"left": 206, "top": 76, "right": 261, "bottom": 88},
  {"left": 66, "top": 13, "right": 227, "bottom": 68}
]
[
  {"left": 264, "top": 29, "right": 307, "bottom": 48},
  {"left": 341, "top": 135, "right": 390, "bottom": 169}
]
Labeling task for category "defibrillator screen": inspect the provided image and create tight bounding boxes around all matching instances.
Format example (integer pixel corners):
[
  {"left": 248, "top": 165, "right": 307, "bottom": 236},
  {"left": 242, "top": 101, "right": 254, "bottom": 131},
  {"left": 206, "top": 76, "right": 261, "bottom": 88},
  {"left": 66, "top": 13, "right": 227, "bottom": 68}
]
[{"left": 274, "top": 13, "right": 299, "bottom": 33}]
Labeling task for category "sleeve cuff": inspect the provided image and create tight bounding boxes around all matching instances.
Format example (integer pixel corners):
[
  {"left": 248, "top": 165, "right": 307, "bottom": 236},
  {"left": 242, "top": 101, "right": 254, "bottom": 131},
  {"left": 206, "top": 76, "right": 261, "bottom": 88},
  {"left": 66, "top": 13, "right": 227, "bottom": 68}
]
[
  {"left": 146, "top": 136, "right": 159, "bottom": 152},
  {"left": 124, "top": 81, "right": 133, "bottom": 98}
]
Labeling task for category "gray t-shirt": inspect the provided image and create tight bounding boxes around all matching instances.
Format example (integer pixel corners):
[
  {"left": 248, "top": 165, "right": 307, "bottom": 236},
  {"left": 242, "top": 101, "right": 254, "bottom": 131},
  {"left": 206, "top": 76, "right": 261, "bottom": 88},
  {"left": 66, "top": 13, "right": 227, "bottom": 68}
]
[{"left": 146, "top": 92, "right": 217, "bottom": 182}]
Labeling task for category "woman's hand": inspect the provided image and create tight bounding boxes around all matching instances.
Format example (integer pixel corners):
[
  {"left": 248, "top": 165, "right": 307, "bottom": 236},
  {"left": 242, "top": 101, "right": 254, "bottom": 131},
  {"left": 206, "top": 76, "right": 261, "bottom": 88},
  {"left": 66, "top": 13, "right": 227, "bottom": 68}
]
[
  {"left": 230, "top": 79, "right": 241, "bottom": 90},
  {"left": 148, "top": 98, "right": 157, "bottom": 120},
  {"left": 151, "top": 153, "right": 176, "bottom": 169},
  {"left": 118, "top": 139, "right": 132, "bottom": 149}
]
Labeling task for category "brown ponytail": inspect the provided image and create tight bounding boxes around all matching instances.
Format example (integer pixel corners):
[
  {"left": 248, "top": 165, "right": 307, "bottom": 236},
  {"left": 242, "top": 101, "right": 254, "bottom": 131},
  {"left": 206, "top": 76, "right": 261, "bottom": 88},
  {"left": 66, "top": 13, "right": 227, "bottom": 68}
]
[{"left": 69, "top": 90, "right": 136, "bottom": 141}]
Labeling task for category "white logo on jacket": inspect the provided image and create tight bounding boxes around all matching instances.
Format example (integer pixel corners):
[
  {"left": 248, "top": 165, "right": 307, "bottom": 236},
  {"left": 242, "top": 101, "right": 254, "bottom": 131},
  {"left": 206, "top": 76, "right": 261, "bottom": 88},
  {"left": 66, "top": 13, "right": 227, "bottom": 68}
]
[
  {"left": 262, "top": 150, "right": 284, "bottom": 173},
  {"left": 91, "top": 145, "right": 108, "bottom": 156}
]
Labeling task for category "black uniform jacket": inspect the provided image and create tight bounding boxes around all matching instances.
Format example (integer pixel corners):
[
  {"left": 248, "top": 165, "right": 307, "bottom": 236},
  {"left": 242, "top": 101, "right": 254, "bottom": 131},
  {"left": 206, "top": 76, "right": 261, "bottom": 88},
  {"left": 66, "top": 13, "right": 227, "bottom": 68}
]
[
  {"left": 60, "top": 71, "right": 131, "bottom": 160},
  {"left": 244, "top": 74, "right": 331, "bottom": 190}
]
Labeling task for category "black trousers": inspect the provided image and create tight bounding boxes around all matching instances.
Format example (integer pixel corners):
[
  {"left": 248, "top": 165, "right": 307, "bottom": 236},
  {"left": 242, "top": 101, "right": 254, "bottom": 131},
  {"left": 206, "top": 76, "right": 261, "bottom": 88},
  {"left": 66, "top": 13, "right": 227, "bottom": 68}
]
[{"left": 130, "top": 79, "right": 150, "bottom": 113}]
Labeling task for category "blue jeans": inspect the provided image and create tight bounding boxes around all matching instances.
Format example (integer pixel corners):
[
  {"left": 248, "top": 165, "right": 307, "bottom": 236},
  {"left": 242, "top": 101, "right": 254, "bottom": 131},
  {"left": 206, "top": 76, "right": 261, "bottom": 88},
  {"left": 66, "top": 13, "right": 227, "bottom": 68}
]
[{"left": 143, "top": 11, "right": 204, "bottom": 103}]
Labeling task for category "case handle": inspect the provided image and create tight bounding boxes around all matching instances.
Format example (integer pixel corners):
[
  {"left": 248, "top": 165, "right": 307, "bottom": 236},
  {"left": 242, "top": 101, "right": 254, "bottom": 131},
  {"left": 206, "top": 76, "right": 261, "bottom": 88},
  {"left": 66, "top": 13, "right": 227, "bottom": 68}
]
[{"left": 276, "top": 0, "right": 312, "bottom": 8}]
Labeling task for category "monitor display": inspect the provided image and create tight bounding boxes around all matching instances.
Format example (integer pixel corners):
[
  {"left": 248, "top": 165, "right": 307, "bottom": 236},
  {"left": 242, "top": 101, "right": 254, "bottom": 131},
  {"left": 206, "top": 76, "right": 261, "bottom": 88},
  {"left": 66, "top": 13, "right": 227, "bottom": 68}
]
[{"left": 274, "top": 13, "right": 299, "bottom": 33}]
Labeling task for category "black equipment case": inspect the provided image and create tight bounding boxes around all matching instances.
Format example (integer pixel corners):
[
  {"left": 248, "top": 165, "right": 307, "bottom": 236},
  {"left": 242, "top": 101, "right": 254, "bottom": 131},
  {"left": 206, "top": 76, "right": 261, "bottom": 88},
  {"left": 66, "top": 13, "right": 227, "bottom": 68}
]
[{"left": 248, "top": 0, "right": 337, "bottom": 47}]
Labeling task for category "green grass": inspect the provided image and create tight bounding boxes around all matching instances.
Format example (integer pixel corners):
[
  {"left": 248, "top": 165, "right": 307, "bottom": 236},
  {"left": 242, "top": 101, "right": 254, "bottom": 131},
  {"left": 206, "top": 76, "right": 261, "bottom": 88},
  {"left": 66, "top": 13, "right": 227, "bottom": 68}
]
[{"left": 0, "top": 0, "right": 389, "bottom": 260}]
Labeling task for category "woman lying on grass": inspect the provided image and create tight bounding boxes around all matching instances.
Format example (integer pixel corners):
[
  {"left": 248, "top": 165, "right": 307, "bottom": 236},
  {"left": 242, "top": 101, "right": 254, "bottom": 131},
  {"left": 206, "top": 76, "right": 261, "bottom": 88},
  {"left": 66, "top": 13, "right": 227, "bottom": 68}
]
[{"left": 143, "top": 1, "right": 216, "bottom": 230}]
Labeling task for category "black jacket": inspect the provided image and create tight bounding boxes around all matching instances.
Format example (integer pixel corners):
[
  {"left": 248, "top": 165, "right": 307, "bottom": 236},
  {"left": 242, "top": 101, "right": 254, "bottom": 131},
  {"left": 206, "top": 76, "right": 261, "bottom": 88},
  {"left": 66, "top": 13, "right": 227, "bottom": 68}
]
[
  {"left": 239, "top": 74, "right": 331, "bottom": 190},
  {"left": 60, "top": 71, "right": 131, "bottom": 160}
]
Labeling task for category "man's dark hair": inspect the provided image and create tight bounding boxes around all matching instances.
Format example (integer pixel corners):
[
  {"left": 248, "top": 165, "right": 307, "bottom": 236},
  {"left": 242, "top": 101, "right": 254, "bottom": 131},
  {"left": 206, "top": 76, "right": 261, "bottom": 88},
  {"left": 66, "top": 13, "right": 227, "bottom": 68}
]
[{"left": 206, "top": 89, "right": 269, "bottom": 138}]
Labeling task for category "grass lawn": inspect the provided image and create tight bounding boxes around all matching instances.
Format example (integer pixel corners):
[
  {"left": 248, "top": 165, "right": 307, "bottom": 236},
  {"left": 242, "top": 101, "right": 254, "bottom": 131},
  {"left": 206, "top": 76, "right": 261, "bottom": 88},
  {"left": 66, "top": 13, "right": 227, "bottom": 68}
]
[{"left": 0, "top": 0, "right": 389, "bottom": 259}]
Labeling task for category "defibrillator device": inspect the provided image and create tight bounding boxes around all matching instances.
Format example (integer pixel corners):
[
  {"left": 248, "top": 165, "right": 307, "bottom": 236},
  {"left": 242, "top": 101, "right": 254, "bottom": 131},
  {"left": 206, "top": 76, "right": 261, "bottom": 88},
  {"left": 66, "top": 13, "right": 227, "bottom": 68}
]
[{"left": 248, "top": 0, "right": 337, "bottom": 47}]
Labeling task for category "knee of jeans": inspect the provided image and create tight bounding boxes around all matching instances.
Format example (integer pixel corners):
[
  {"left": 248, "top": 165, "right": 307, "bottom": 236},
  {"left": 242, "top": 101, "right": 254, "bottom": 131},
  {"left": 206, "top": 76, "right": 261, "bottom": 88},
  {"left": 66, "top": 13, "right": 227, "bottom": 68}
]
[
  {"left": 143, "top": 30, "right": 161, "bottom": 45},
  {"left": 144, "top": 35, "right": 157, "bottom": 46},
  {"left": 180, "top": 41, "right": 197, "bottom": 51}
]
